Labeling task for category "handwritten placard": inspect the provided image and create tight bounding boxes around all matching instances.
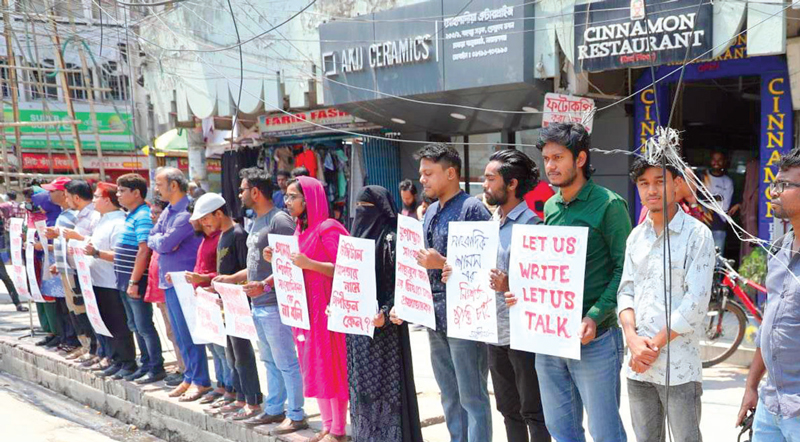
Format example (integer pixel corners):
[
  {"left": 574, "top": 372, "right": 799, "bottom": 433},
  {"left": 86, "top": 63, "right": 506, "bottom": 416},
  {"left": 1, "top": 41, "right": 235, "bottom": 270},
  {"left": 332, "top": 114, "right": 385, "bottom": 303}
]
[
  {"left": 195, "top": 287, "right": 227, "bottom": 347},
  {"left": 8, "top": 218, "right": 30, "bottom": 300},
  {"left": 33, "top": 220, "right": 53, "bottom": 282},
  {"left": 25, "top": 229, "right": 44, "bottom": 302},
  {"left": 328, "top": 236, "right": 377, "bottom": 337},
  {"left": 394, "top": 215, "right": 436, "bottom": 330},
  {"left": 446, "top": 221, "right": 500, "bottom": 343},
  {"left": 169, "top": 272, "right": 209, "bottom": 345},
  {"left": 268, "top": 234, "right": 311, "bottom": 330},
  {"left": 214, "top": 282, "right": 258, "bottom": 340},
  {"left": 69, "top": 240, "right": 113, "bottom": 337},
  {"left": 509, "top": 225, "right": 588, "bottom": 360}
]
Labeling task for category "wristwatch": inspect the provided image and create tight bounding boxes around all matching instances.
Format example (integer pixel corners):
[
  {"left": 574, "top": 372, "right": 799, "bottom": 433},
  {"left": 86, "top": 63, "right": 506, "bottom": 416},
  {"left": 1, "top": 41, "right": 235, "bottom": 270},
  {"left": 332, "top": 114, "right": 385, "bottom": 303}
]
[
  {"left": 128, "top": 280, "right": 139, "bottom": 287},
  {"left": 91, "top": 249, "right": 100, "bottom": 258}
]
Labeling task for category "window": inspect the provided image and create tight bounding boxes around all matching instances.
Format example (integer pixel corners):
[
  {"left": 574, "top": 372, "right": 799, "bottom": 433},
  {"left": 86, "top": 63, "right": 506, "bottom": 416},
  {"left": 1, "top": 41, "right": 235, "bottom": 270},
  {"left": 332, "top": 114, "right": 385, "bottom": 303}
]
[
  {"left": 65, "top": 63, "right": 87, "bottom": 100},
  {"left": 100, "top": 61, "right": 129, "bottom": 101},
  {"left": 28, "top": 60, "right": 58, "bottom": 100},
  {"left": 451, "top": 133, "right": 502, "bottom": 195},
  {"left": 0, "top": 59, "right": 9, "bottom": 98}
]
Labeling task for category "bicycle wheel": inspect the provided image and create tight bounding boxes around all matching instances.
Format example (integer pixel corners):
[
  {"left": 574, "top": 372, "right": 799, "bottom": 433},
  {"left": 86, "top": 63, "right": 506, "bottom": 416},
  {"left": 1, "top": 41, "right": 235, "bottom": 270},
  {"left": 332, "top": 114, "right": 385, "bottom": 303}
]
[{"left": 701, "top": 301, "right": 747, "bottom": 368}]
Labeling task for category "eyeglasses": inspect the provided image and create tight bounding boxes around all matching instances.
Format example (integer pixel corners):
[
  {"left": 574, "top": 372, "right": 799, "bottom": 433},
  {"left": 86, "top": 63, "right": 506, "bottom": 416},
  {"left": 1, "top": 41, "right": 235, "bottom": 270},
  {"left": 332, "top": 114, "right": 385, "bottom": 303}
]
[
  {"left": 769, "top": 181, "right": 800, "bottom": 195},
  {"left": 238, "top": 187, "right": 253, "bottom": 194},
  {"left": 284, "top": 194, "right": 303, "bottom": 204}
]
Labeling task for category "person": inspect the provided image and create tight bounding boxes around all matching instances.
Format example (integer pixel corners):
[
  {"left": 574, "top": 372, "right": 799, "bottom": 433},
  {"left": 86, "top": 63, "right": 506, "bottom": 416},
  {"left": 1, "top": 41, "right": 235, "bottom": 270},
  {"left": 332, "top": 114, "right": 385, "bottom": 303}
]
[
  {"left": 637, "top": 166, "right": 705, "bottom": 225},
  {"left": 737, "top": 149, "right": 800, "bottom": 440},
  {"left": 291, "top": 166, "right": 310, "bottom": 178},
  {"left": 509, "top": 122, "right": 631, "bottom": 441},
  {"left": 273, "top": 170, "right": 291, "bottom": 210},
  {"left": 0, "top": 190, "right": 27, "bottom": 312},
  {"left": 83, "top": 183, "right": 137, "bottom": 377},
  {"left": 263, "top": 176, "right": 349, "bottom": 442},
  {"left": 391, "top": 143, "right": 493, "bottom": 442},
  {"left": 226, "top": 167, "right": 306, "bottom": 433},
  {"left": 347, "top": 186, "right": 423, "bottom": 442},
  {"left": 192, "top": 193, "right": 263, "bottom": 420},
  {"left": 28, "top": 189, "right": 61, "bottom": 346},
  {"left": 149, "top": 168, "right": 208, "bottom": 401},
  {"left": 618, "top": 158, "right": 714, "bottom": 442},
  {"left": 416, "top": 195, "right": 435, "bottom": 221},
  {"left": 32, "top": 186, "right": 66, "bottom": 349},
  {"left": 113, "top": 174, "right": 166, "bottom": 383},
  {"left": 703, "top": 150, "right": 735, "bottom": 251},
  {"left": 447, "top": 149, "right": 550, "bottom": 442},
  {"left": 399, "top": 179, "right": 419, "bottom": 219},
  {"left": 524, "top": 179, "right": 555, "bottom": 220}
]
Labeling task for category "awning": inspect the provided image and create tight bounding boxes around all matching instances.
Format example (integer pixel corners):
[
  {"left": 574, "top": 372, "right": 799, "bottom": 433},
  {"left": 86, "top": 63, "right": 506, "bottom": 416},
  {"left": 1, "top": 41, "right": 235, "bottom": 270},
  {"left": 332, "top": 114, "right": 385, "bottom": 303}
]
[{"left": 142, "top": 129, "right": 188, "bottom": 157}]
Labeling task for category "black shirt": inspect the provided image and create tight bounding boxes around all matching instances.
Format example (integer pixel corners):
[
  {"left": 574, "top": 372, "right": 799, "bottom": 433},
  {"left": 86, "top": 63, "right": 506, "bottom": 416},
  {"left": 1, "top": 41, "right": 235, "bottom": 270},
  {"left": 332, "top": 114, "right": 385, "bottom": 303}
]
[{"left": 217, "top": 223, "right": 249, "bottom": 276}]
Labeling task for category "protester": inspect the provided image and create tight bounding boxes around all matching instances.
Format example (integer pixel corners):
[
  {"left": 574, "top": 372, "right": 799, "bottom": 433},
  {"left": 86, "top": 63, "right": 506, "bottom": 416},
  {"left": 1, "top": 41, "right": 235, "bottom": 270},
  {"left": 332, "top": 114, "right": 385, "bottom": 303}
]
[
  {"left": 399, "top": 179, "right": 419, "bottom": 220},
  {"left": 263, "top": 176, "right": 349, "bottom": 442},
  {"left": 149, "top": 168, "right": 208, "bottom": 401},
  {"left": 112, "top": 174, "right": 166, "bottom": 382},
  {"left": 391, "top": 143, "right": 493, "bottom": 442},
  {"left": 619, "top": 158, "right": 714, "bottom": 442},
  {"left": 348, "top": 186, "right": 423, "bottom": 442},
  {"left": 228, "top": 167, "right": 306, "bottom": 432},
  {"left": 33, "top": 186, "right": 67, "bottom": 349},
  {"left": 273, "top": 170, "right": 290, "bottom": 210},
  {"left": 507, "top": 122, "right": 631, "bottom": 441},
  {"left": 737, "top": 149, "right": 800, "bottom": 439},
  {"left": 0, "top": 189, "right": 26, "bottom": 311},
  {"left": 28, "top": 188, "right": 61, "bottom": 346}
]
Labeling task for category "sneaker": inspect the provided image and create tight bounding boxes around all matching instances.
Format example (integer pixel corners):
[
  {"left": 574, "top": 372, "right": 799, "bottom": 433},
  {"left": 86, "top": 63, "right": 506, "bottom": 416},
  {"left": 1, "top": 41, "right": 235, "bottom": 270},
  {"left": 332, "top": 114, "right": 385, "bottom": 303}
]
[
  {"left": 124, "top": 367, "right": 148, "bottom": 382},
  {"left": 165, "top": 373, "right": 184, "bottom": 387},
  {"left": 16, "top": 304, "right": 29, "bottom": 312},
  {"left": 111, "top": 368, "right": 135, "bottom": 381}
]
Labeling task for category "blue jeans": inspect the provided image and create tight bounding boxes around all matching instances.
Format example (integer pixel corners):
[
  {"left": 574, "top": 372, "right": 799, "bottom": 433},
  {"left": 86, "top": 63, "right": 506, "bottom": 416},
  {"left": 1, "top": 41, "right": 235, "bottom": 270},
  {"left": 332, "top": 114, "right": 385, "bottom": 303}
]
[
  {"left": 208, "top": 343, "right": 233, "bottom": 392},
  {"left": 536, "top": 327, "right": 626, "bottom": 442},
  {"left": 118, "top": 290, "right": 164, "bottom": 374},
  {"left": 753, "top": 399, "right": 800, "bottom": 442},
  {"left": 165, "top": 287, "right": 210, "bottom": 387},
  {"left": 428, "top": 329, "right": 492, "bottom": 442},
  {"left": 253, "top": 305, "right": 305, "bottom": 421}
]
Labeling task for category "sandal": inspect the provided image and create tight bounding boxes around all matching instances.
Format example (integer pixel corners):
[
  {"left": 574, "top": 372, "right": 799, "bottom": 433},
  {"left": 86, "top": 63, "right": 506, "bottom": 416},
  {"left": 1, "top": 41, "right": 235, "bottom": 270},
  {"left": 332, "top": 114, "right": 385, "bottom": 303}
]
[
  {"left": 210, "top": 395, "right": 235, "bottom": 408},
  {"left": 321, "top": 435, "right": 348, "bottom": 442},
  {"left": 168, "top": 382, "right": 190, "bottom": 398},
  {"left": 228, "top": 406, "right": 262, "bottom": 421},
  {"left": 199, "top": 390, "right": 224, "bottom": 405},
  {"left": 179, "top": 386, "right": 212, "bottom": 402},
  {"left": 206, "top": 402, "right": 242, "bottom": 416},
  {"left": 305, "top": 430, "right": 330, "bottom": 442}
]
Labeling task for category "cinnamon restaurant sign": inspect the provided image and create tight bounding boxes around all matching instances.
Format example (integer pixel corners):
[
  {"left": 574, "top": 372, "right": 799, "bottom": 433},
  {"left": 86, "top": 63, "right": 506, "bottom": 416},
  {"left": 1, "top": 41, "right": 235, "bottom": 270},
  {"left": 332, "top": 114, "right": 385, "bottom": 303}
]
[{"left": 574, "top": 0, "right": 713, "bottom": 72}]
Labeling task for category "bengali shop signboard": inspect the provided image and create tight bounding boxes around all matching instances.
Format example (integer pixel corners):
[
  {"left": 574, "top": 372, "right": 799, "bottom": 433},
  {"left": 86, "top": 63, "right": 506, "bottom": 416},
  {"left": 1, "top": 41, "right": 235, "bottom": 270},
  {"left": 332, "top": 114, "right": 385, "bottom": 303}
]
[
  {"left": 328, "top": 237, "right": 378, "bottom": 337},
  {"left": 509, "top": 225, "right": 588, "bottom": 360},
  {"left": 542, "top": 93, "right": 596, "bottom": 134},
  {"left": 269, "top": 234, "right": 311, "bottom": 330},
  {"left": 22, "top": 153, "right": 148, "bottom": 171},
  {"left": 257, "top": 108, "right": 375, "bottom": 137},
  {"left": 394, "top": 215, "right": 436, "bottom": 330}
]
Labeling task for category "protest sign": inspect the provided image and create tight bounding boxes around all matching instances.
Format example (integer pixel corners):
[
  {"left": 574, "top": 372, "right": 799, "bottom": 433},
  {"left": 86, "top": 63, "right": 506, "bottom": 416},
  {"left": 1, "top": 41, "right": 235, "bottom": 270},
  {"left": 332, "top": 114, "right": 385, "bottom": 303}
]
[
  {"left": 214, "top": 282, "right": 258, "bottom": 340},
  {"left": 33, "top": 220, "right": 53, "bottom": 282},
  {"left": 70, "top": 240, "right": 113, "bottom": 337},
  {"left": 25, "top": 229, "right": 44, "bottom": 302},
  {"left": 328, "top": 236, "right": 377, "bottom": 337},
  {"left": 446, "top": 221, "right": 500, "bottom": 343},
  {"left": 509, "top": 225, "right": 588, "bottom": 360},
  {"left": 394, "top": 215, "right": 436, "bottom": 330},
  {"left": 8, "top": 218, "right": 30, "bottom": 300},
  {"left": 169, "top": 272, "right": 209, "bottom": 345},
  {"left": 195, "top": 287, "right": 227, "bottom": 347},
  {"left": 268, "top": 234, "right": 311, "bottom": 330}
]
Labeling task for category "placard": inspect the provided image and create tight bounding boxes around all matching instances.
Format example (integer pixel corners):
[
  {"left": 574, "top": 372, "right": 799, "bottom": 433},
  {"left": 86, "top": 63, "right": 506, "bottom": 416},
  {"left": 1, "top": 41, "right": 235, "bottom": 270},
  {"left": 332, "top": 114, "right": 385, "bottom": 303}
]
[
  {"left": 8, "top": 218, "right": 30, "bottom": 300},
  {"left": 195, "top": 287, "right": 227, "bottom": 347},
  {"left": 328, "top": 237, "right": 378, "bottom": 337},
  {"left": 446, "top": 221, "right": 500, "bottom": 343},
  {"left": 394, "top": 215, "right": 436, "bottom": 330},
  {"left": 268, "top": 234, "right": 311, "bottom": 330},
  {"left": 34, "top": 220, "right": 53, "bottom": 282},
  {"left": 69, "top": 240, "right": 113, "bottom": 337},
  {"left": 25, "top": 229, "right": 44, "bottom": 302},
  {"left": 542, "top": 93, "right": 595, "bottom": 134},
  {"left": 509, "top": 225, "right": 588, "bottom": 360},
  {"left": 213, "top": 282, "right": 258, "bottom": 340},
  {"left": 169, "top": 272, "right": 209, "bottom": 345}
]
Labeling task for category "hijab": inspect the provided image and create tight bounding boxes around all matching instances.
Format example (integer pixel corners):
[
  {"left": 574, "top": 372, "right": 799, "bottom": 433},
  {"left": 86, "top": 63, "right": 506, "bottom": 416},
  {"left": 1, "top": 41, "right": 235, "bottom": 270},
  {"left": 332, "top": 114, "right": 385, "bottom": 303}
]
[
  {"left": 351, "top": 186, "right": 397, "bottom": 242},
  {"left": 295, "top": 176, "right": 349, "bottom": 256}
]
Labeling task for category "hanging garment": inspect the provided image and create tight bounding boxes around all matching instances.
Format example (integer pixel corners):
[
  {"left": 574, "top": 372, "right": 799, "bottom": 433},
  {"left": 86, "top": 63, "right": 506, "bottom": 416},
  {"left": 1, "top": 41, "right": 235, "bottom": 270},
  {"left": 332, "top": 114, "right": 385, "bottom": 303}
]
[
  {"left": 274, "top": 146, "right": 294, "bottom": 172},
  {"left": 295, "top": 149, "right": 319, "bottom": 178}
]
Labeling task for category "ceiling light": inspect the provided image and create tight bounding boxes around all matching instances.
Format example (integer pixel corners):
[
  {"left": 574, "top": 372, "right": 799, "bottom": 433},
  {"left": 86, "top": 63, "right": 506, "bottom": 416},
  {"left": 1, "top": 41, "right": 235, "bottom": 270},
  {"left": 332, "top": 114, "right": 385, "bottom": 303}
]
[
  {"left": 390, "top": 117, "right": 406, "bottom": 124},
  {"left": 450, "top": 112, "right": 467, "bottom": 120},
  {"left": 522, "top": 106, "right": 539, "bottom": 113}
]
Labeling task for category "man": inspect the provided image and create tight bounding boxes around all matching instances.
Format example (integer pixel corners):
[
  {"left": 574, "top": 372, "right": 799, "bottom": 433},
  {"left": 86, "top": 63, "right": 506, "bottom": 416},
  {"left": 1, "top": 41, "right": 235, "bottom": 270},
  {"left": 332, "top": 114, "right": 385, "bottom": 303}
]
[
  {"left": 392, "top": 143, "right": 493, "bottom": 442},
  {"left": 399, "top": 179, "right": 419, "bottom": 219},
  {"left": 0, "top": 190, "right": 28, "bottom": 312},
  {"left": 84, "top": 183, "right": 138, "bottom": 378},
  {"left": 704, "top": 150, "right": 735, "bottom": 251},
  {"left": 218, "top": 167, "right": 306, "bottom": 432},
  {"left": 272, "top": 170, "right": 290, "bottom": 210},
  {"left": 618, "top": 158, "right": 714, "bottom": 442},
  {"left": 149, "top": 168, "right": 208, "bottom": 401},
  {"left": 113, "top": 173, "right": 166, "bottom": 382},
  {"left": 534, "top": 122, "right": 631, "bottom": 441},
  {"left": 737, "top": 149, "right": 800, "bottom": 440}
]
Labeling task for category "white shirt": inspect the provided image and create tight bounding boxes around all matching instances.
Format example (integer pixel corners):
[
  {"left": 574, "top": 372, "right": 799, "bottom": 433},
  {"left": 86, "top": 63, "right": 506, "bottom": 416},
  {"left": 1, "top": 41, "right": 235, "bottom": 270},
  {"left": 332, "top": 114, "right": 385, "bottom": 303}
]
[
  {"left": 617, "top": 208, "right": 715, "bottom": 385},
  {"left": 89, "top": 210, "right": 126, "bottom": 289},
  {"left": 707, "top": 173, "right": 734, "bottom": 212}
]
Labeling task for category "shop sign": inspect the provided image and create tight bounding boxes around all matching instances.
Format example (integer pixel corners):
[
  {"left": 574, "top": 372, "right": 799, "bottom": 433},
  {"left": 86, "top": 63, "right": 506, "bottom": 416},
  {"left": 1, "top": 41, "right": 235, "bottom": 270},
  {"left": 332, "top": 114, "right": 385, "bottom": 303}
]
[
  {"left": 257, "top": 108, "right": 373, "bottom": 137},
  {"left": 574, "top": 0, "right": 713, "bottom": 72},
  {"left": 22, "top": 153, "right": 147, "bottom": 171},
  {"left": 542, "top": 93, "right": 596, "bottom": 133},
  {"left": 760, "top": 73, "right": 793, "bottom": 241},
  {"left": 177, "top": 157, "right": 221, "bottom": 172}
]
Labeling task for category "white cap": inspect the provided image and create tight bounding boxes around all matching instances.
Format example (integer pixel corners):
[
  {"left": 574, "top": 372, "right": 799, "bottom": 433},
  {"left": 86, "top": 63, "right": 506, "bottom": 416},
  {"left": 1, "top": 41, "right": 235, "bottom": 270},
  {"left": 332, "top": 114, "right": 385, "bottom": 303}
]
[{"left": 190, "top": 193, "right": 226, "bottom": 221}]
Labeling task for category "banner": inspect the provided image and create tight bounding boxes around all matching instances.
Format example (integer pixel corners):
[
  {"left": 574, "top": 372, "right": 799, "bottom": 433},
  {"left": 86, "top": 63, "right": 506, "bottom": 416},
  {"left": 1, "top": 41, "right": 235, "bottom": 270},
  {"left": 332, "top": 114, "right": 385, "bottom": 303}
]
[
  {"left": 214, "top": 282, "right": 258, "bottom": 340},
  {"left": 25, "top": 229, "right": 44, "bottom": 302},
  {"left": 8, "top": 218, "right": 30, "bottom": 300},
  {"left": 394, "top": 215, "right": 435, "bottom": 329},
  {"left": 542, "top": 93, "right": 595, "bottom": 133},
  {"left": 328, "top": 237, "right": 378, "bottom": 337},
  {"left": 69, "top": 240, "right": 113, "bottom": 337},
  {"left": 509, "top": 225, "right": 588, "bottom": 360},
  {"left": 446, "top": 221, "right": 500, "bottom": 343},
  {"left": 268, "top": 234, "right": 311, "bottom": 330},
  {"left": 169, "top": 272, "right": 209, "bottom": 345},
  {"left": 195, "top": 287, "right": 227, "bottom": 347}
]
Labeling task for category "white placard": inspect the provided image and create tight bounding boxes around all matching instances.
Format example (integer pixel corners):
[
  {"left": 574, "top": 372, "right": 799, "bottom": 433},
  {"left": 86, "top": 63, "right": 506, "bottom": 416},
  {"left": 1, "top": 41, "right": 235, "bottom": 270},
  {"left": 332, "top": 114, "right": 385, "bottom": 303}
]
[
  {"left": 33, "top": 220, "right": 53, "bottom": 282},
  {"left": 8, "top": 218, "right": 30, "bottom": 300},
  {"left": 328, "top": 236, "right": 378, "bottom": 337},
  {"left": 69, "top": 240, "right": 113, "bottom": 337},
  {"left": 195, "top": 287, "right": 227, "bottom": 347},
  {"left": 393, "top": 215, "right": 436, "bottom": 330},
  {"left": 446, "top": 221, "right": 500, "bottom": 343},
  {"left": 542, "top": 93, "right": 595, "bottom": 134},
  {"left": 169, "top": 272, "right": 209, "bottom": 345},
  {"left": 509, "top": 225, "right": 588, "bottom": 360},
  {"left": 214, "top": 282, "right": 258, "bottom": 340},
  {"left": 25, "top": 229, "right": 44, "bottom": 302},
  {"left": 268, "top": 234, "right": 311, "bottom": 330}
]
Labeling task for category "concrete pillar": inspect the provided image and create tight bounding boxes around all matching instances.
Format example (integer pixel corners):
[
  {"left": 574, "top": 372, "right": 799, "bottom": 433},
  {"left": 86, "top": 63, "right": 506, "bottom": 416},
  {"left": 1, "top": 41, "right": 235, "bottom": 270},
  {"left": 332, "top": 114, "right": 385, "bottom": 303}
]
[{"left": 186, "top": 127, "right": 208, "bottom": 190}]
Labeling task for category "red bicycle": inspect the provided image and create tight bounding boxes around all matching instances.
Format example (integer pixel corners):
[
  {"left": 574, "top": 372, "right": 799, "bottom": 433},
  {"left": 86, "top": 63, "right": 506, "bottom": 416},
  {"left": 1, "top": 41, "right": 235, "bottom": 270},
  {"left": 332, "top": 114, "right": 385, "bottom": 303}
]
[{"left": 701, "top": 254, "right": 766, "bottom": 368}]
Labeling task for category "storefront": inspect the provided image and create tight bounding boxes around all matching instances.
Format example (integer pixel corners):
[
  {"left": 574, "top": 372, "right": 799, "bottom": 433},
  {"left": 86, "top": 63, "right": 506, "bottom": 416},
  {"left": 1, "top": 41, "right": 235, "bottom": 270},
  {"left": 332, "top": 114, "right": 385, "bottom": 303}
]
[{"left": 21, "top": 152, "right": 149, "bottom": 183}]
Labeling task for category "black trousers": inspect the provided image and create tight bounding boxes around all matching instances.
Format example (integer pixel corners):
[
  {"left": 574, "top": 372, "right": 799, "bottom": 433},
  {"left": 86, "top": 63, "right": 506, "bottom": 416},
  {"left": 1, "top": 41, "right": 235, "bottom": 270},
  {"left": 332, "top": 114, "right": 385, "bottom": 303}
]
[
  {"left": 93, "top": 286, "right": 136, "bottom": 368},
  {"left": 488, "top": 344, "right": 551, "bottom": 442},
  {"left": 55, "top": 298, "right": 80, "bottom": 346},
  {"left": 0, "top": 258, "right": 22, "bottom": 306},
  {"left": 225, "top": 336, "right": 262, "bottom": 406}
]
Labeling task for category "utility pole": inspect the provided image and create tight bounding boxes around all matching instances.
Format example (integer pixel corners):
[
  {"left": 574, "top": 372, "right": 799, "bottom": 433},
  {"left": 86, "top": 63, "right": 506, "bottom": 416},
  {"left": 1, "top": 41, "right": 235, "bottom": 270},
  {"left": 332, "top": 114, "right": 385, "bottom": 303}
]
[{"left": 3, "top": 0, "right": 22, "bottom": 189}]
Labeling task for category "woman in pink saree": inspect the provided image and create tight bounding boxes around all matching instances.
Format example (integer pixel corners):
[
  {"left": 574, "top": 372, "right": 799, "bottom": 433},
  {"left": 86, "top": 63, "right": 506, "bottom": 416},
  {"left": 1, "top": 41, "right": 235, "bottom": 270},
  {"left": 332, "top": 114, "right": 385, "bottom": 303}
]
[{"left": 266, "top": 176, "right": 349, "bottom": 442}]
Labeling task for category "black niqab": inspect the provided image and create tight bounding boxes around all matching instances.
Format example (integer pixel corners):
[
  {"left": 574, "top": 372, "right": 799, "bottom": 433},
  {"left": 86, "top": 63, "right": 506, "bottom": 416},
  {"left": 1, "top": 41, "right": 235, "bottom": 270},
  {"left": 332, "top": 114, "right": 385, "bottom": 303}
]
[{"left": 351, "top": 186, "right": 397, "bottom": 242}]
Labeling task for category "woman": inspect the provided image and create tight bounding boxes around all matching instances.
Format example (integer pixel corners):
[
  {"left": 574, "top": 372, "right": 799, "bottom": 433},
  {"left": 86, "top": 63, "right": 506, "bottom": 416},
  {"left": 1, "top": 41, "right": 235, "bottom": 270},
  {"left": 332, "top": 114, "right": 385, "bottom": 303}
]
[
  {"left": 264, "top": 176, "right": 349, "bottom": 442},
  {"left": 348, "top": 186, "right": 423, "bottom": 442}
]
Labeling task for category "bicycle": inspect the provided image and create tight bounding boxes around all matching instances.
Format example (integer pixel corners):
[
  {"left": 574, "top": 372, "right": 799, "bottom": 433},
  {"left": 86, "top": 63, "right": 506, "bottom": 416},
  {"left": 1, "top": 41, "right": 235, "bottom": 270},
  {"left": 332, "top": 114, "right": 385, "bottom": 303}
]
[{"left": 701, "top": 253, "right": 765, "bottom": 368}]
